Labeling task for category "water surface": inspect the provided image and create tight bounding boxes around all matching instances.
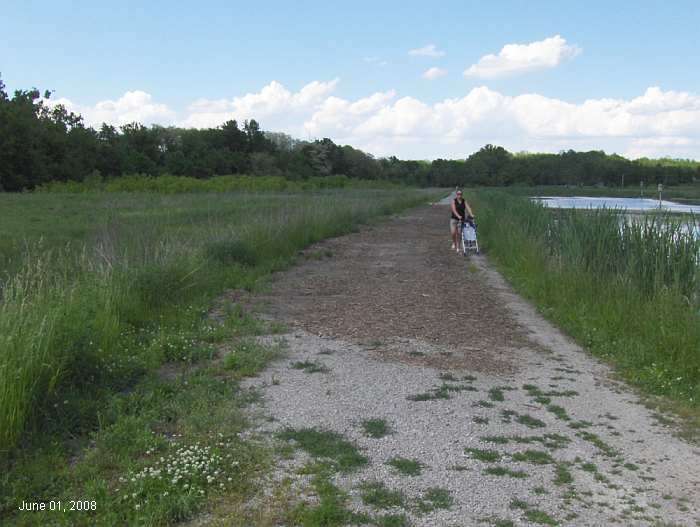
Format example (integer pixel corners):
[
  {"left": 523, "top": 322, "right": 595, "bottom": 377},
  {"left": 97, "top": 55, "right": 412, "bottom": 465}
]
[{"left": 535, "top": 196, "right": 700, "bottom": 215}]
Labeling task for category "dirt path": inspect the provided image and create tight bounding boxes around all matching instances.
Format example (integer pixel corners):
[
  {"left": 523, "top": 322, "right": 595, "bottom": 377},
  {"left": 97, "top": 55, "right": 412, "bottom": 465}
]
[{"left": 238, "top": 203, "right": 699, "bottom": 526}]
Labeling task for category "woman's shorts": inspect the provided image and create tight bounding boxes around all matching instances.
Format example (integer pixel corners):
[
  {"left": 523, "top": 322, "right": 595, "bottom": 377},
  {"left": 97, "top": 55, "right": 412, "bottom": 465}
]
[{"left": 450, "top": 218, "right": 460, "bottom": 229}]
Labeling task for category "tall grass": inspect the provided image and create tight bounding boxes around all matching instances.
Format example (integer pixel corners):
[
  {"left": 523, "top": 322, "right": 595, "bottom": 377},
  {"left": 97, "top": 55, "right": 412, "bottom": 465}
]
[
  {"left": 473, "top": 190, "right": 700, "bottom": 403},
  {"left": 0, "top": 189, "right": 435, "bottom": 455},
  {"left": 35, "top": 173, "right": 403, "bottom": 194}
]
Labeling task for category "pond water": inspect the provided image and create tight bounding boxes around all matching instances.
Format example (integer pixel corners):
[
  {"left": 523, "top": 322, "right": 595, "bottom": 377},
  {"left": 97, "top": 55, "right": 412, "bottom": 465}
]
[
  {"left": 534, "top": 196, "right": 700, "bottom": 240},
  {"left": 535, "top": 196, "right": 700, "bottom": 215}
]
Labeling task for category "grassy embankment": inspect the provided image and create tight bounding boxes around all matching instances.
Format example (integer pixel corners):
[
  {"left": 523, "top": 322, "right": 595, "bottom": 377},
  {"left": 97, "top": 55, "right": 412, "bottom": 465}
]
[
  {"left": 473, "top": 190, "right": 700, "bottom": 437},
  {"left": 0, "top": 184, "right": 438, "bottom": 526}
]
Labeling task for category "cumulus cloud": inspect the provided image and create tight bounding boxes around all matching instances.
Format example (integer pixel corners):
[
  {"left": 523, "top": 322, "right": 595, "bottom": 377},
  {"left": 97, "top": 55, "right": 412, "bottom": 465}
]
[
  {"left": 46, "top": 81, "right": 700, "bottom": 159},
  {"left": 409, "top": 44, "right": 445, "bottom": 57},
  {"left": 302, "top": 84, "right": 700, "bottom": 159},
  {"left": 422, "top": 67, "right": 448, "bottom": 80},
  {"left": 180, "top": 79, "right": 339, "bottom": 130},
  {"left": 464, "top": 35, "right": 581, "bottom": 78},
  {"left": 48, "top": 91, "right": 175, "bottom": 127}
]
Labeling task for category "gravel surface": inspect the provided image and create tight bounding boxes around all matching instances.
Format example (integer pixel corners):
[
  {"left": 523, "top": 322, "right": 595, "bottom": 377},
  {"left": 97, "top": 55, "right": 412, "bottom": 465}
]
[{"left": 238, "top": 203, "right": 700, "bottom": 526}]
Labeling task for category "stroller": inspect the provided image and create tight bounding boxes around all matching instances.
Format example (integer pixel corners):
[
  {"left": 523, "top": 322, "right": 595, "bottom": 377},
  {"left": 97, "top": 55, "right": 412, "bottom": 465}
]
[{"left": 459, "top": 217, "right": 479, "bottom": 257}]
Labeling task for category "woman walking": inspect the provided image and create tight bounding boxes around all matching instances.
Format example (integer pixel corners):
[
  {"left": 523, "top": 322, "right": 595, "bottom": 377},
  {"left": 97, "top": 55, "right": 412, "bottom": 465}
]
[{"left": 450, "top": 190, "right": 475, "bottom": 253}]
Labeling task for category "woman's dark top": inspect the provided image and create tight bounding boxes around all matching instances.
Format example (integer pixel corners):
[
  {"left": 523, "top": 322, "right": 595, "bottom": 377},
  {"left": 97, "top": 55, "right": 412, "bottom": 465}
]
[{"left": 451, "top": 198, "right": 466, "bottom": 220}]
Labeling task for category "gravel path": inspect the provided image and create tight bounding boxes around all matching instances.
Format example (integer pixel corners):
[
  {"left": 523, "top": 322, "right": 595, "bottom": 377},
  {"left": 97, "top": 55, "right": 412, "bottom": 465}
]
[{"left": 238, "top": 203, "right": 700, "bottom": 526}]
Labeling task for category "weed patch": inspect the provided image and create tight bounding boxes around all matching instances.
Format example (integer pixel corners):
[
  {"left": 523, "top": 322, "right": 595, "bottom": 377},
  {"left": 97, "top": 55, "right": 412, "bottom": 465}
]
[
  {"left": 362, "top": 419, "right": 392, "bottom": 439},
  {"left": 290, "top": 359, "right": 330, "bottom": 374},
  {"left": 484, "top": 466, "right": 529, "bottom": 478},
  {"left": 278, "top": 428, "right": 368, "bottom": 473},
  {"left": 360, "top": 482, "right": 406, "bottom": 510},
  {"left": 465, "top": 448, "right": 501, "bottom": 462},
  {"left": 387, "top": 457, "right": 423, "bottom": 476}
]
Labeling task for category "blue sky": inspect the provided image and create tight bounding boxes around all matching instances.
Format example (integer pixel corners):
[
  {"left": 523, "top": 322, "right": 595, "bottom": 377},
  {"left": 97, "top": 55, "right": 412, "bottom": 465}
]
[{"left": 2, "top": 0, "right": 700, "bottom": 159}]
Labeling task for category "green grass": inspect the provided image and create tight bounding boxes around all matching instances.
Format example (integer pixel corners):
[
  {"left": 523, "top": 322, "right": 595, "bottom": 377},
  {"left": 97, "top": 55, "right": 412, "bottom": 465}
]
[
  {"left": 525, "top": 509, "right": 558, "bottom": 525},
  {"left": 224, "top": 338, "right": 286, "bottom": 377},
  {"left": 511, "top": 450, "right": 555, "bottom": 465},
  {"left": 0, "top": 188, "right": 434, "bottom": 521},
  {"left": 416, "top": 487, "right": 453, "bottom": 512},
  {"left": 554, "top": 463, "right": 574, "bottom": 485},
  {"left": 360, "top": 482, "right": 406, "bottom": 509},
  {"left": 472, "top": 189, "right": 700, "bottom": 419},
  {"left": 483, "top": 466, "right": 529, "bottom": 478},
  {"left": 277, "top": 428, "right": 368, "bottom": 473},
  {"left": 464, "top": 448, "right": 501, "bottom": 462},
  {"left": 488, "top": 387, "right": 505, "bottom": 402},
  {"left": 516, "top": 414, "right": 547, "bottom": 429},
  {"left": 545, "top": 405, "right": 570, "bottom": 421},
  {"left": 386, "top": 457, "right": 423, "bottom": 476},
  {"left": 362, "top": 419, "right": 393, "bottom": 439},
  {"left": 408, "top": 382, "right": 477, "bottom": 401}
]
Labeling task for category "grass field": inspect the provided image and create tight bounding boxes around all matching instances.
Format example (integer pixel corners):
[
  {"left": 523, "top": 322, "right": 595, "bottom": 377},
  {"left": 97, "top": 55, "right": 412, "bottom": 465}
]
[
  {"left": 0, "top": 187, "right": 438, "bottom": 526},
  {"left": 472, "top": 190, "right": 700, "bottom": 428}
]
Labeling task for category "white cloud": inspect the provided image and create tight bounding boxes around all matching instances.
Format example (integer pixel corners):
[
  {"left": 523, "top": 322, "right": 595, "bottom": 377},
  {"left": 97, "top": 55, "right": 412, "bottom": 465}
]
[
  {"left": 422, "top": 67, "right": 448, "bottom": 80},
  {"left": 45, "top": 81, "right": 700, "bottom": 160},
  {"left": 301, "top": 84, "right": 700, "bottom": 159},
  {"left": 409, "top": 44, "right": 445, "bottom": 57},
  {"left": 48, "top": 91, "right": 175, "bottom": 127},
  {"left": 180, "top": 79, "right": 338, "bottom": 130},
  {"left": 464, "top": 35, "right": 581, "bottom": 79}
]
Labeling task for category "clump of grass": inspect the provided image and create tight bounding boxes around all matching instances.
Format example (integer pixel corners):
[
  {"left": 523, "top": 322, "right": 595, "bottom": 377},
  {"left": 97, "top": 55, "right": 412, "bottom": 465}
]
[
  {"left": 554, "top": 463, "right": 574, "bottom": 485},
  {"left": 511, "top": 449, "right": 555, "bottom": 465},
  {"left": 416, "top": 487, "right": 453, "bottom": 512},
  {"left": 509, "top": 498, "right": 530, "bottom": 510},
  {"left": 360, "top": 482, "right": 406, "bottom": 509},
  {"left": 484, "top": 466, "right": 529, "bottom": 478},
  {"left": 488, "top": 387, "right": 505, "bottom": 402},
  {"left": 408, "top": 382, "right": 476, "bottom": 401},
  {"left": 386, "top": 457, "right": 423, "bottom": 476},
  {"left": 525, "top": 509, "right": 558, "bottom": 525},
  {"left": 568, "top": 420, "right": 593, "bottom": 429},
  {"left": 511, "top": 433, "right": 570, "bottom": 450},
  {"left": 289, "top": 472, "right": 361, "bottom": 526},
  {"left": 581, "top": 462, "right": 598, "bottom": 472},
  {"left": 223, "top": 339, "right": 284, "bottom": 378},
  {"left": 516, "top": 414, "right": 547, "bottom": 429},
  {"left": 480, "top": 435, "right": 509, "bottom": 444},
  {"left": 277, "top": 428, "right": 368, "bottom": 473},
  {"left": 290, "top": 359, "right": 330, "bottom": 374},
  {"left": 465, "top": 448, "right": 501, "bottom": 462},
  {"left": 362, "top": 419, "right": 392, "bottom": 439},
  {"left": 473, "top": 416, "right": 489, "bottom": 424},
  {"left": 546, "top": 404, "right": 570, "bottom": 421},
  {"left": 575, "top": 431, "right": 619, "bottom": 458}
]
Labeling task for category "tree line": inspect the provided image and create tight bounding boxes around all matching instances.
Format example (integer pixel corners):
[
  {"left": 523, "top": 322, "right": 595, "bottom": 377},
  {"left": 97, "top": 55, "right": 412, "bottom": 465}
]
[{"left": 1, "top": 76, "right": 698, "bottom": 191}]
